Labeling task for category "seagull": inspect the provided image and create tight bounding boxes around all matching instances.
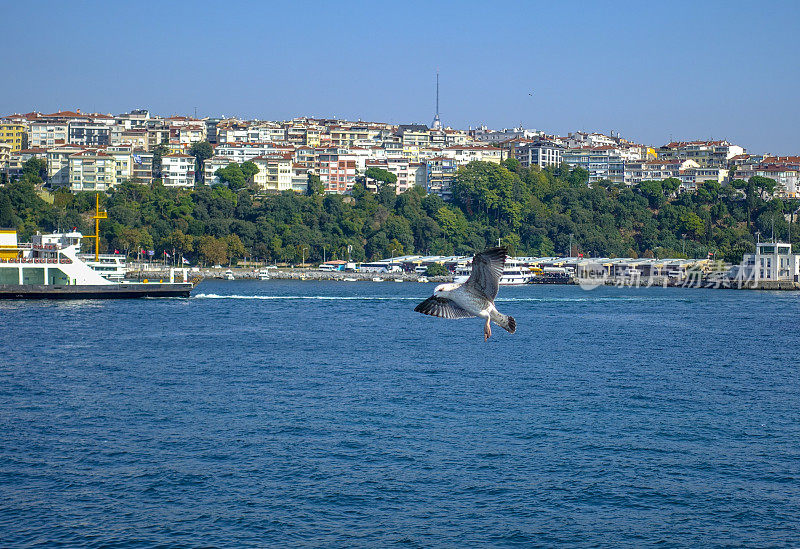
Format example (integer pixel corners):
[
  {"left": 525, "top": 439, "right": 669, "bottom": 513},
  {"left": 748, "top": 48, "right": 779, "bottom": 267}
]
[{"left": 414, "top": 247, "right": 516, "bottom": 341}]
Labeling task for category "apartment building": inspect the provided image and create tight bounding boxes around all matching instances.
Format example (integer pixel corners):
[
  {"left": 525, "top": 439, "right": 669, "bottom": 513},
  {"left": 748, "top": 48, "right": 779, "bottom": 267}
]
[
  {"left": 47, "top": 145, "right": 85, "bottom": 187},
  {"left": 317, "top": 147, "right": 358, "bottom": 193},
  {"left": 734, "top": 163, "right": 799, "bottom": 197},
  {"left": 8, "top": 148, "right": 47, "bottom": 180},
  {"left": 252, "top": 154, "right": 293, "bottom": 192},
  {"left": 515, "top": 140, "right": 565, "bottom": 168},
  {"left": 445, "top": 145, "right": 503, "bottom": 165},
  {"left": 291, "top": 164, "right": 309, "bottom": 193},
  {"left": 424, "top": 157, "right": 458, "bottom": 199},
  {"left": 216, "top": 142, "right": 295, "bottom": 163},
  {"left": 396, "top": 125, "right": 431, "bottom": 147},
  {"left": 161, "top": 154, "right": 195, "bottom": 187},
  {"left": 203, "top": 156, "right": 234, "bottom": 185},
  {"left": 0, "top": 143, "right": 12, "bottom": 175},
  {"left": 29, "top": 121, "right": 68, "bottom": 148},
  {"left": 131, "top": 150, "right": 154, "bottom": 184},
  {"left": 472, "top": 126, "right": 542, "bottom": 144},
  {"left": 657, "top": 140, "right": 745, "bottom": 168},
  {"left": 69, "top": 150, "right": 118, "bottom": 192},
  {"left": 110, "top": 127, "right": 148, "bottom": 149},
  {"left": 0, "top": 122, "right": 26, "bottom": 152}
]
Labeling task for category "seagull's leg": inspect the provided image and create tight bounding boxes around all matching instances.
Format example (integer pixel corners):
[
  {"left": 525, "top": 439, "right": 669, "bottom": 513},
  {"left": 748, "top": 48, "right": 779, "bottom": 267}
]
[{"left": 480, "top": 312, "right": 492, "bottom": 341}]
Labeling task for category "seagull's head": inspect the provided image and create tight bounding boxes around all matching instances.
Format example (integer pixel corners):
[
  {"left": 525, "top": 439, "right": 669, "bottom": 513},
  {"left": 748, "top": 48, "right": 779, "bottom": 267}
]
[{"left": 433, "top": 283, "right": 459, "bottom": 296}]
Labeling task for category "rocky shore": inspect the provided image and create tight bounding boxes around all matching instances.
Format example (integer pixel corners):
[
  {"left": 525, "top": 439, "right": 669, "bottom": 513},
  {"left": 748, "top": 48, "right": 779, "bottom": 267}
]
[{"left": 127, "top": 266, "right": 451, "bottom": 283}]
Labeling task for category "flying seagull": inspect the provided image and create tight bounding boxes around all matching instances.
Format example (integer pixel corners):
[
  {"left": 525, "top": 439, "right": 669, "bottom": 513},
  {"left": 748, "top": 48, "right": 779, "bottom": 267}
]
[{"left": 414, "top": 247, "right": 516, "bottom": 341}]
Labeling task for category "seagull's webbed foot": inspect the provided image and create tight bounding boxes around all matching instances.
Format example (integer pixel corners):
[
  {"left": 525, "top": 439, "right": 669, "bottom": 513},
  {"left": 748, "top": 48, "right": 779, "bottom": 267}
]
[{"left": 484, "top": 323, "right": 492, "bottom": 341}]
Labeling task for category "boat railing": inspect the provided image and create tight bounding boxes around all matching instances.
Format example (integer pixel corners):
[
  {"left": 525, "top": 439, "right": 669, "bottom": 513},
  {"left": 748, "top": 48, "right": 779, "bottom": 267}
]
[{"left": 0, "top": 258, "right": 73, "bottom": 264}]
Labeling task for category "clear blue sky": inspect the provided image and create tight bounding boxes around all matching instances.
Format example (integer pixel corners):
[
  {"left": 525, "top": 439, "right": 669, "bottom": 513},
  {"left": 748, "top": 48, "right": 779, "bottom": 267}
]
[{"left": 2, "top": 0, "right": 798, "bottom": 154}]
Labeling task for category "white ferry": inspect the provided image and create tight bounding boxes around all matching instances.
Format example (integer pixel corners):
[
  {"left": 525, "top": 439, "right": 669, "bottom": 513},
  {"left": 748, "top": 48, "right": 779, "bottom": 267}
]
[
  {"left": 454, "top": 257, "right": 534, "bottom": 285},
  {"left": 79, "top": 253, "right": 127, "bottom": 282},
  {"left": 0, "top": 194, "right": 195, "bottom": 299}
]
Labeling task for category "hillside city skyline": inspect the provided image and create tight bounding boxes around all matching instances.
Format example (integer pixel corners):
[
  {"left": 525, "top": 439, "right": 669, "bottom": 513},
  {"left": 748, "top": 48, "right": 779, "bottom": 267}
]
[{"left": 2, "top": 105, "right": 798, "bottom": 202}]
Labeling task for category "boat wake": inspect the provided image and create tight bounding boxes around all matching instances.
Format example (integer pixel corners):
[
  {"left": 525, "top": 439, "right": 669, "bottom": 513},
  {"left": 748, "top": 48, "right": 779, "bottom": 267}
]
[
  {"left": 193, "top": 293, "right": 683, "bottom": 303},
  {"left": 194, "top": 293, "right": 419, "bottom": 301}
]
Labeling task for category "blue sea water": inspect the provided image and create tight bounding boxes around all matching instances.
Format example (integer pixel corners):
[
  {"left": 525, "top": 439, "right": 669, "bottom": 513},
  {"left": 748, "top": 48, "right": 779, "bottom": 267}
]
[{"left": 1, "top": 280, "right": 799, "bottom": 547}]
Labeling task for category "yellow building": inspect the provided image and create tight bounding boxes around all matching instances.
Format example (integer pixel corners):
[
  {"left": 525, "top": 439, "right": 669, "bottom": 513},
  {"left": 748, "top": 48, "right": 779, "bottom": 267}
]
[{"left": 0, "top": 123, "right": 26, "bottom": 152}]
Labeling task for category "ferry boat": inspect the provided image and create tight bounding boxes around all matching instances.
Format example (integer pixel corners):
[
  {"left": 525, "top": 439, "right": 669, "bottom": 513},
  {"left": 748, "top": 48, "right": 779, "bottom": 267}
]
[
  {"left": 0, "top": 194, "right": 195, "bottom": 299},
  {"left": 454, "top": 257, "right": 534, "bottom": 285}
]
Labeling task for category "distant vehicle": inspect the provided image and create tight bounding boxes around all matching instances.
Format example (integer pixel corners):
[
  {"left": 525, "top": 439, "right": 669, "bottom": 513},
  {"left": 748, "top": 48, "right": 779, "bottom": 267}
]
[
  {"left": 318, "top": 263, "right": 340, "bottom": 272},
  {"left": 414, "top": 265, "right": 428, "bottom": 274}
]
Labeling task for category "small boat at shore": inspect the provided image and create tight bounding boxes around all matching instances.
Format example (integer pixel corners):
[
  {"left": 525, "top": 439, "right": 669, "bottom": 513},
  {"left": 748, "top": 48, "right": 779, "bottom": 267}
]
[
  {"left": 258, "top": 268, "right": 271, "bottom": 280},
  {"left": 454, "top": 257, "right": 533, "bottom": 285},
  {"left": 224, "top": 269, "right": 235, "bottom": 280}
]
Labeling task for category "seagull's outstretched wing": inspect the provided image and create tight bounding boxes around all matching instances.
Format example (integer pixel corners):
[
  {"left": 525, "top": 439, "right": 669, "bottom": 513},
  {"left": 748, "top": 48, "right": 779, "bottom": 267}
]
[
  {"left": 415, "top": 296, "right": 476, "bottom": 319},
  {"left": 465, "top": 246, "right": 507, "bottom": 301}
]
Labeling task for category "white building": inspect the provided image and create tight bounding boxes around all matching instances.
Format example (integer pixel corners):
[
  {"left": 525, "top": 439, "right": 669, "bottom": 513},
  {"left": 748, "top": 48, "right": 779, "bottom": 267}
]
[
  {"left": 739, "top": 242, "right": 800, "bottom": 282},
  {"left": 472, "top": 125, "right": 543, "bottom": 144},
  {"left": 515, "top": 140, "right": 565, "bottom": 168},
  {"left": 162, "top": 154, "right": 195, "bottom": 187},
  {"left": 252, "top": 154, "right": 293, "bottom": 192}
]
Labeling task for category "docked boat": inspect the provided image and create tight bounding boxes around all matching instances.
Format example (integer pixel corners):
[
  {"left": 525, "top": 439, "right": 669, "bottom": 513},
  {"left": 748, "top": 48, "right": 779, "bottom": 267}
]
[
  {"left": 224, "top": 269, "right": 235, "bottom": 280},
  {"left": 0, "top": 194, "right": 195, "bottom": 299},
  {"left": 258, "top": 268, "right": 271, "bottom": 280},
  {"left": 454, "top": 257, "right": 534, "bottom": 285}
]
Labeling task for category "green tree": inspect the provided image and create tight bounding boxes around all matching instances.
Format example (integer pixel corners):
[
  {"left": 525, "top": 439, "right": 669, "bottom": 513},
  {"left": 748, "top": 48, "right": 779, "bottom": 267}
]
[
  {"left": 0, "top": 193, "right": 15, "bottom": 227},
  {"left": 152, "top": 143, "right": 169, "bottom": 178},
  {"left": 197, "top": 235, "right": 228, "bottom": 266},
  {"left": 189, "top": 141, "right": 214, "bottom": 183},
  {"left": 22, "top": 157, "right": 48, "bottom": 182},
  {"left": 225, "top": 234, "right": 247, "bottom": 263},
  {"left": 364, "top": 167, "right": 397, "bottom": 187},
  {"left": 425, "top": 263, "right": 448, "bottom": 276},
  {"left": 306, "top": 173, "right": 324, "bottom": 196},
  {"left": 215, "top": 163, "right": 247, "bottom": 190},
  {"left": 241, "top": 161, "right": 259, "bottom": 187}
]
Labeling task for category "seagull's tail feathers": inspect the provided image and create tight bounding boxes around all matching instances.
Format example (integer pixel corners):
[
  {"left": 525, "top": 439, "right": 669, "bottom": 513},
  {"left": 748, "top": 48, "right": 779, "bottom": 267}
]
[{"left": 493, "top": 312, "right": 516, "bottom": 334}]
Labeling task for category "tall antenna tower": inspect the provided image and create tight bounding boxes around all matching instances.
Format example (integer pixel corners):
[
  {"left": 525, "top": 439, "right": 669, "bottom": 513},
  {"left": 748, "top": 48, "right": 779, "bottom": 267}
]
[{"left": 431, "top": 71, "right": 442, "bottom": 130}]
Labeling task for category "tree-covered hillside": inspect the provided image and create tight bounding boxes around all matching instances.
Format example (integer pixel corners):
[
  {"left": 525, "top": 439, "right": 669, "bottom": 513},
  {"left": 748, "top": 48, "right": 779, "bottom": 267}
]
[{"left": 0, "top": 158, "right": 794, "bottom": 265}]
